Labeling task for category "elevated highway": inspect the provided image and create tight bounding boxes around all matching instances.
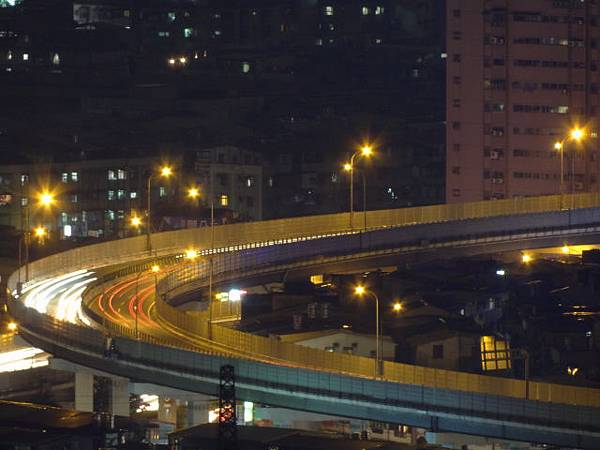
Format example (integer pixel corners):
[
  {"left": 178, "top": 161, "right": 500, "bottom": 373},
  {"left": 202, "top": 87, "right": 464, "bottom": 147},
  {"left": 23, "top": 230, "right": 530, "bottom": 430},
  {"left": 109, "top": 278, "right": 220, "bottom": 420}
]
[{"left": 8, "top": 193, "right": 600, "bottom": 448}]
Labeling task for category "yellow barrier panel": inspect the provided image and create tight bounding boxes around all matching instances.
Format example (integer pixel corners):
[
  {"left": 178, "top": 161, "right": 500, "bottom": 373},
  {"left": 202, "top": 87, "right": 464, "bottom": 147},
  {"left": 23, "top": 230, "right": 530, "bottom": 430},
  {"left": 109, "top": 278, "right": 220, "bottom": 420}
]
[{"left": 10, "top": 193, "right": 600, "bottom": 408}]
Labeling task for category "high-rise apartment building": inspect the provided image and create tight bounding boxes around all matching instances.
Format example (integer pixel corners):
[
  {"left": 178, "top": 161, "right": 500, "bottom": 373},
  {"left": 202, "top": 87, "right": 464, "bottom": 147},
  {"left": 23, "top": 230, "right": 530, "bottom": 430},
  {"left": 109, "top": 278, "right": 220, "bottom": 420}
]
[{"left": 447, "top": 0, "right": 600, "bottom": 202}]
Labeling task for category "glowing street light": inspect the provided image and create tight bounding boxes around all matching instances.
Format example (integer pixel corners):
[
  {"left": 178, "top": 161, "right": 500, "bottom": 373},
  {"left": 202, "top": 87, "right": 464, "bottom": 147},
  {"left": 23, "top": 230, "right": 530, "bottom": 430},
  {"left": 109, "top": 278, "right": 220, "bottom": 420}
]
[
  {"left": 7, "top": 322, "right": 17, "bottom": 332},
  {"left": 184, "top": 248, "right": 199, "bottom": 260},
  {"left": 392, "top": 302, "right": 403, "bottom": 313},
  {"left": 151, "top": 264, "right": 160, "bottom": 273},
  {"left": 130, "top": 215, "right": 142, "bottom": 228},
  {"left": 521, "top": 253, "right": 532, "bottom": 264},
  {"left": 354, "top": 285, "right": 381, "bottom": 377},
  {"left": 38, "top": 191, "right": 55, "bottom": 207},
  {"left": 570, "top": 127, "right": 585, "bottom": 142},
  {"left": 188, "top": 187, "right": 200, "bottom": 199},
  {"left": 561, "top": 245, "right": 570, "bottom": 255},
  {"left": 160, "top": 166, "right": 173, "bottom": 177},
  {"left": 33, "top": 226, "right": 47, "bottom": 243}
]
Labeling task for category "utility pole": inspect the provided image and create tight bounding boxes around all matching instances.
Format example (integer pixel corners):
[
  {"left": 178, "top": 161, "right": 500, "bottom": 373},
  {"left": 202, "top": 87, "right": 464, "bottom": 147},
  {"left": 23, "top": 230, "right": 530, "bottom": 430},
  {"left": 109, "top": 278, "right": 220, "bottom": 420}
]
[{"left": 218, "top": 365, "right": 237, "bottom": 450}]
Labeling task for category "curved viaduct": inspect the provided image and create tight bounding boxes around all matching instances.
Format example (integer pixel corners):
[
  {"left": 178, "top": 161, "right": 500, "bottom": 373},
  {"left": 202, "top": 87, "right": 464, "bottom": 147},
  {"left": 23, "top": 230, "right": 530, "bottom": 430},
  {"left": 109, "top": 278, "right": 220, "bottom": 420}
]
[{"left": 8, "top": 193, "right": 600, "bottom": 448}]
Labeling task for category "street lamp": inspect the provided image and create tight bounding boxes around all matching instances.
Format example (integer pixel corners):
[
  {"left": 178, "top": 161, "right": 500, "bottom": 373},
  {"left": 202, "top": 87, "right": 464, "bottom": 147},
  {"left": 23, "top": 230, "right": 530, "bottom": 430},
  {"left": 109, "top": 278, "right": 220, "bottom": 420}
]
[
  {"left": 554, "top": 127, "right": 586, "bottom": 199},
  {"left": 130, "top": 215, "right": 142, "bottom": 229},
  {"left": 392, "top": 302, "right": 403, "bottom": 313},
  {"left": 17, "top": 190, "right": 56, "bottom": 290},
  {"left": 344, "top": 144, "right": 373, "bottom": 230},
  {"left": 187, "top": 185, "right": 216, "bottom": 339},
  {"left": 354, "top": 285, "right": 382, "bottom": 377},
  {"left": 146, "top": 165, "right": 173, "bottom": 254}
]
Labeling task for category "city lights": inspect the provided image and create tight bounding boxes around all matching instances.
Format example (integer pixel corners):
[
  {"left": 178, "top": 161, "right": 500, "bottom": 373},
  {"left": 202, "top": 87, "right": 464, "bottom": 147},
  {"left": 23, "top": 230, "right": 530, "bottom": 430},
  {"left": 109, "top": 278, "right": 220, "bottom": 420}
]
[
  {"left": 184, "top": 248, "right": 199, "bottom": 260},
  {"left": 521, "top": 253, "right": 532, "bottom": 264},
  {"left": 569, "top": 127, "right": 585, "bottom": 142},
  {"left": 151, "top": 264, "right": 160, "bottom": 273},
  {"left": 130, "top": 215, "right": 142, "bottom": 228},
  {"left": 360, "top": 144, "right": 373, "bottom": 156},
  {"left": 160, "top": 165, "right": 173, "bottom": 177},
  {"left": 7, "top": 321, "right": 17, "bottom": 332},
  {"left": 188, "top": 187, "right": 200, "bottom": 199},
  {"left": 392, "top": 302, "right": 403, "bottom": 312},
  {"left": 33, "top": 226, "right": 46, "bottom": 239},
  {"left": 561, "top": 245, "right": 570, "bottom": 254},
  {"left": 354, "top": 285, "right": 366, "bottom": 296},
  {"left": 38, "top": 191, "right": 55, "bottom": 207},
  {"left": 554, "top": 141, "right": 563, "bottom": 151}
]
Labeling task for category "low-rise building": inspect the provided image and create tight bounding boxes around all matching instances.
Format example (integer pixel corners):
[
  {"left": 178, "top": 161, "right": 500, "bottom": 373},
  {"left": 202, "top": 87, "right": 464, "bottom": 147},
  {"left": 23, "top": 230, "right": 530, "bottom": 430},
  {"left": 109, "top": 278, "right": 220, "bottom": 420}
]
[{"left": 277, "top": 329, "right": 395, "bottom": 361}]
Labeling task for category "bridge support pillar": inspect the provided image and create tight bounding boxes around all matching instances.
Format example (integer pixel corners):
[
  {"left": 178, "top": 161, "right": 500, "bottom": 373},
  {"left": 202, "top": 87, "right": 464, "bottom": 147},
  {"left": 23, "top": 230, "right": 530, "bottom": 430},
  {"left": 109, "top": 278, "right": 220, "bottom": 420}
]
[
  {"left": 186, "top": 400, "right": 210, "bottom": 427},
  {"left": 110, "top": 378, "right": 130, "bottom": 417},
  {"left": 74, "top": 372, "right": 94, "bottom": 412}
]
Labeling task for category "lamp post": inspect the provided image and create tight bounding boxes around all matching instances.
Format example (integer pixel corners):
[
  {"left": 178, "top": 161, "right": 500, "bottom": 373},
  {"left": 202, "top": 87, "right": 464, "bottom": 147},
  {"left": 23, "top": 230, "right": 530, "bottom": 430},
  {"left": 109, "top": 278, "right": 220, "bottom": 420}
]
[
  {"left": 354, "top": 285, "right": 382, "bottom": 377},
  {"left": 146, "top": 165, "right": 172, "bottom": 254},
  {"left": 188, "top": 186, "right": 215, "bottom": 339},
  {"left": 17, "top": 190, "right": 55, "bottom": 291},
  {"left": 554, "top": 127, "right": 585, "bottom": 208},
  {"left": 344, "top": 144, "right": 373, "bottom": 229}
]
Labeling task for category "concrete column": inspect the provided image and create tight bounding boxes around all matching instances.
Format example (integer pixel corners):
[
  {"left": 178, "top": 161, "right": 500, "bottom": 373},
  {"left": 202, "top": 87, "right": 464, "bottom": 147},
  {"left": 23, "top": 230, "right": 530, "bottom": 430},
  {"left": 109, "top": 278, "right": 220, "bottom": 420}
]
[
  {"left": 186, "top": 400, "right": 209, "bottom": 427},
  {"left": 74, "top": 372, "right": 94, "bottom": 412},
  {"left": 110, "top": 378, "right": 130, "bottom": 417}
]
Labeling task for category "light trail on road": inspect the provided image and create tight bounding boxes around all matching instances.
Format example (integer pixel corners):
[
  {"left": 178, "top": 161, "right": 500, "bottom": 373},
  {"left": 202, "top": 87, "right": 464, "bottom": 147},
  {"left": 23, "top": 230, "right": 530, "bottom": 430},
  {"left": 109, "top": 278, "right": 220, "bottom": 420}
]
[{"left": 19, "top": 270, "right": 96, "bottom": 326}]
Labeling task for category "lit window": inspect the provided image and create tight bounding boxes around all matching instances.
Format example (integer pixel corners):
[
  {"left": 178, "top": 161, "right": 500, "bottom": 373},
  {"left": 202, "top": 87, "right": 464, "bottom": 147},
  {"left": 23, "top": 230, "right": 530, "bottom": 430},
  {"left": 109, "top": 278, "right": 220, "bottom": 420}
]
[
  {"left": 71, "top": 194, "right": 78, "bottom": 203},
  {"left": 20, "top": 197, "right": 27, "bottom": 206},
  {"left": 22, "top": 53, "right": 28, "bottom": 61},
  {"left": 220, "top": 194, "right": 229, "bottom": 206},
  {"left": 108, "top": 170, "right": 116, "bottom": 180},
  {"left": 213, "top": 30, "right": 222, "bottom": 36},
  {"left": 71, "top": 172, "right": 78, "bottom": 182},
  {"left": 159, "top": 186, "right": 166, "bottom": 198},
  {"left": 362, "top": 6, "right": 370, "bottom": 15},
  {"left": 158, "top": 31, "right": 170, "bottom": 38},
  {"left": 117, "top": 189, "right": 125, "bottom": 200},
  {"left": 315, "top": 38, "right": 323, "bottom": 46},
  {"left": 324, "top": 5, "right": 334, "bottom": 16},
  {"left": 130, "top": 192, "right": 137, "bottom": 199},
  {"left": 241, "top": 62, "right": 250, "bottom": 73},
  {"left": 108, "top": 190, "right": 115, "bottom": 200},
  {"left": 20, "top": 174, "right": 28, "bottom": 186},
  {"left": 375, "top": 6, "right": 384, "bottom": 15},
  {"left": 52, "top": 53, "right": 60, "bottom": 66},
  {"left": 61, "top": 172, "right": 69, "bottom": 183},
  {"left": 61, "top": 212, "right": 68, "bottom": 224},
  {"left": 7, "top": 50, "right": 12, "bottom": 60},
  {"left": 124, "top": 9, "right": 130, "bottom": 17},
  {"left": 246, "top": 177, "right": 254, "bottom": 187},
  {"left": 117, "top": 169, "right": 127, "bottom": 180},
  {"left": 168, "top": 12, "right": 176, "bottom": 21},
  {"left": 107, "top": 210, "right": 115, "bottom": 221},
  {"left": 184, "top": 28, "right": 193, "bottom": 38}
]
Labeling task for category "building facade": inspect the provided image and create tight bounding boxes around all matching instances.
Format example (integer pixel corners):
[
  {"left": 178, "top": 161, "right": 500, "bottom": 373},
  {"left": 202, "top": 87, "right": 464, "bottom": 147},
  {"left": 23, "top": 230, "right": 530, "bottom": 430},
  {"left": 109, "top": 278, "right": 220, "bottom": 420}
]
[
  {"left": 447, "top": 0, "right": 600, "bottom": 202},
  {"left": 192, "top": 146, "right": 263, "bottom": 221},
  {"left": 0, "top": 157, "right": 167, "bottom": 239}
]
